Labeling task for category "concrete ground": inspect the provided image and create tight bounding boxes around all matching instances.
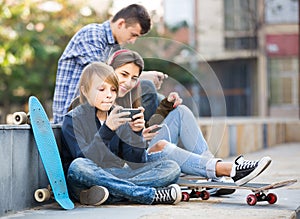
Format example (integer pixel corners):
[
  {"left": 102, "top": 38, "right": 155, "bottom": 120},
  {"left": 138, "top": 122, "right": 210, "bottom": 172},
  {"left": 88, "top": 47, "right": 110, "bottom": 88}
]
[{"left": 1, "top": 143, "right": 300, "bottom": 219}]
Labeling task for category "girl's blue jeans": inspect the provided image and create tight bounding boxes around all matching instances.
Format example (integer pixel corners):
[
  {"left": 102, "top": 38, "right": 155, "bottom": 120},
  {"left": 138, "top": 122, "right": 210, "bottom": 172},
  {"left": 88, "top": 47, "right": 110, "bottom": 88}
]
[
  {"left": 147, "top": 105, "right": 221, "bottom": 180},
  {"left": 67, "top": 157, "right": 180, "bottom": 204}
]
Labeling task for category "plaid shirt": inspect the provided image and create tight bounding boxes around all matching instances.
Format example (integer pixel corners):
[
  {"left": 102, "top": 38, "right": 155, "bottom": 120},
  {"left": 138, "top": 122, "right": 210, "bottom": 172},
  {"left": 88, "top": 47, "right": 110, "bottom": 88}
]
[{"left": 52, "top": 20, "right": 120, "bottom": 123}]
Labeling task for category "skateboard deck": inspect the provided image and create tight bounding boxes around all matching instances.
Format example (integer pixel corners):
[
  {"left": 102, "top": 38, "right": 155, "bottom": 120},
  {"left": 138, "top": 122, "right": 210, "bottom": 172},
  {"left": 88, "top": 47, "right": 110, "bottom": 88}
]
[
  {"left": 29, "top": 96, "right": 74, "bottom": 210},
  {"left": 177, "top": 177, "right": 297, "bottom": 205}
]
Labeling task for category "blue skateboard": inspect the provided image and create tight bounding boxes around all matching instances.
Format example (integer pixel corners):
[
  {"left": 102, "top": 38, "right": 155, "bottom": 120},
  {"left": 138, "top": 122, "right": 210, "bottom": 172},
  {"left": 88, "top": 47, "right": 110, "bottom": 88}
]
[{"left": 29, "top": 96, "right": 74, "bottom": 210}]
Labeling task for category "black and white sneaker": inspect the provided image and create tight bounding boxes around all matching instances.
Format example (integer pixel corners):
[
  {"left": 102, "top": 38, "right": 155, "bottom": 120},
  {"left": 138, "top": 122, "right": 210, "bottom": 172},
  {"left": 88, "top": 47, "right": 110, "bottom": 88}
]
[
  {"left": 208, "top": 177, "right": 236, "bottom": 196},
  {"left": 152, "top": 184, "right": 182, "bottom": 205},
  {"left": 80, "top": 185, "right": 109, "bottom": 206},
  {"left": 231, "top": 155, "right": 272, "bottom": 186}
]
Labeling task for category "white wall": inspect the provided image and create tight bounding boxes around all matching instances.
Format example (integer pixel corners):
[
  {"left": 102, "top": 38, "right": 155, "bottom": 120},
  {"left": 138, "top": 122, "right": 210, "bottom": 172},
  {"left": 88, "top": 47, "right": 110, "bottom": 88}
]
[{"left": 197, "top": 0, "right": 224, "bottom": 57}]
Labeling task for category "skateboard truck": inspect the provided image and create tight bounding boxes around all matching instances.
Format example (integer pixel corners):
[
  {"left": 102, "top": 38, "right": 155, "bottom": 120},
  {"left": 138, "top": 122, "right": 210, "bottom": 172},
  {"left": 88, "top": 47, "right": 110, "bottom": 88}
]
[
  {"left": 182, "top": 189, "right": 210, "bottom": 202},
  {"left": 246, "top": 192, "right": 277, "bottom": 206}
]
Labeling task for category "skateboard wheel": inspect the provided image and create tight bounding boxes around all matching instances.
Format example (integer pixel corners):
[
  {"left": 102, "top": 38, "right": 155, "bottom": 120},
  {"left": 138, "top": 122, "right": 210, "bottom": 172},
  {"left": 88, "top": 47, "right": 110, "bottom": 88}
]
[
  {"left": 267, "top": 193, "right": 277, "bottom": 204},
  {"left": 34, "top": 188, "right": 51, "bottom": 202},
  {"left": 201, "top": 191, "right": 210, "bottom": 200},
  {"left": 181, "top": 192, "right": 190, "bottom": 201},
  {"left": 247, "top": 194, "right": 257, "bottom": 206},
  {"left": 13, "top": 112, "right": 28, "bottom": 125}
]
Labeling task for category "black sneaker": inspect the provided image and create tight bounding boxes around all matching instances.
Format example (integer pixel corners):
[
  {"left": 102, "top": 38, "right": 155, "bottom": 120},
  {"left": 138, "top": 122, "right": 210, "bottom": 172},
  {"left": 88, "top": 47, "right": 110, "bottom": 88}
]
[
  {"left": 80, "top": 185, "right": 109, "bottom": 206},
  {"left": 232, "top": 155, "right": 272, "bottom": 186},
  {"left": 208, "top": 177, "right": 236, "bottom": 196},
  {"left": 152, "top": 184, "right": 182, "bottom": 205}
]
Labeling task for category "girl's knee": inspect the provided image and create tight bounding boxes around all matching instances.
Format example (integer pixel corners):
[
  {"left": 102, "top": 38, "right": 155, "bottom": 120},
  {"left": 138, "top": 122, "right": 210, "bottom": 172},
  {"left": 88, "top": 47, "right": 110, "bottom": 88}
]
[
  {"left": 70, "top": 157, "right": 88, "bottom": 168},
  {"left": 68, "top": 157, "right": 95, "bottom": 175},
  {"left": 148, "top": 140, "right": 168, "bottom": 153}
]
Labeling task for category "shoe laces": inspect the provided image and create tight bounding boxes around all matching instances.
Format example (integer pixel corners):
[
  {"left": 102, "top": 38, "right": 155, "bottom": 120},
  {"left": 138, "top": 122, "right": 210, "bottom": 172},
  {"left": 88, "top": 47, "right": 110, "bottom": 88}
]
[
  {"left": 155, "top": 188, "right": 173, "bottom": 202},
  {"left": 236, "top": 158, "right": 258, "bottom": 170}
]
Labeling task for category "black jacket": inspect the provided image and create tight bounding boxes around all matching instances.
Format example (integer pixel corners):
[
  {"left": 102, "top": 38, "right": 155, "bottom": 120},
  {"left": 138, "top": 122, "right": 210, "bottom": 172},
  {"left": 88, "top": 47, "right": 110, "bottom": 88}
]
[{"left": 61, "top": 103, "right": 147, "bottom": 174}]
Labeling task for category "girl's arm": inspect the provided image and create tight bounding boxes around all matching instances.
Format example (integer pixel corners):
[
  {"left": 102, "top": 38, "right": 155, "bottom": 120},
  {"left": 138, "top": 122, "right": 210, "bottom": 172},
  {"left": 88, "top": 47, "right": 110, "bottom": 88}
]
[
  {"left": 61, "top": 114, "right": 123, "bottom": 167},
  {"left": 118, "top": 123, "right": 147, "bottom": 164}
]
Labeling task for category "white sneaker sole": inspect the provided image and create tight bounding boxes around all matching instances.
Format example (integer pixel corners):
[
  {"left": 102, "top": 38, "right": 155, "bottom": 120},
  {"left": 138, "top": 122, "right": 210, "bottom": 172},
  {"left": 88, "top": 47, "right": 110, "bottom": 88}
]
[
  {"left": 170, "top": 184, "right": 182, "bottom": 204},
  {"left": 235, "top": 156, "right": 272, "bottom": 186},
  {"left": 80, "top": 186, "right": 109, "bottom": 206}
]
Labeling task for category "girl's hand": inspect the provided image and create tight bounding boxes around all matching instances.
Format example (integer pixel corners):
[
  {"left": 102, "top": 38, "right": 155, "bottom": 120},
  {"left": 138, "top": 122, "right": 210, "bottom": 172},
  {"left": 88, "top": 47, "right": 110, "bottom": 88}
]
[
  {"left": 105, "top": 106, "right": 132, "bottom": 131},
  {"left": 129, "top": 107, "right": 145, "bottom": 132},
  {"left": 142, "top": 124, "right": 161, "bottom": 141},
  {"left": 167, "top": 92, "right": 182, "bottom": 108}
]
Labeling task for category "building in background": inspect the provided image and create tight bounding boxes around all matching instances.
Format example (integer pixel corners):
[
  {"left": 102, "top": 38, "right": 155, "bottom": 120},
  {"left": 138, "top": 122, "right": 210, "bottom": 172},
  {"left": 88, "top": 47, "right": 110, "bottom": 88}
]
[
  {"left": 163, "top": 0, "right": 299, "bottom": 118},
  {"left": 91, "top": 0, "right": 299, "bottom": 118},
  {"left": 263, "top": 0, "right": 299, "bottom": 117}
]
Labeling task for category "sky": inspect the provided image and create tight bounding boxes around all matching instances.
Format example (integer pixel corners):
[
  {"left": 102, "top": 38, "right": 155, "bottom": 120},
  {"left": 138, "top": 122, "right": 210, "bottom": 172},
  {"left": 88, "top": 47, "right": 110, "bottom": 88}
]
[
  {"left": 111, "top": 0, "right": 192, "bottom": 26},
  {"left": 163, "top": 0, "right": 193, "bottom": 26},
  {"left": 111, "top": 0, "right": 162, "bottom": 14}
]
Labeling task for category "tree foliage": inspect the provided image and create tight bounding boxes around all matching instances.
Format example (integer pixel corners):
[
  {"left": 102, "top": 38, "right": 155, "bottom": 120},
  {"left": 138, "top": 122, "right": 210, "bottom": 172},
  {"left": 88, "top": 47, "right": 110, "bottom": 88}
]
[{"left": 0, "top": 0, "right": 107, "bottom": 122}]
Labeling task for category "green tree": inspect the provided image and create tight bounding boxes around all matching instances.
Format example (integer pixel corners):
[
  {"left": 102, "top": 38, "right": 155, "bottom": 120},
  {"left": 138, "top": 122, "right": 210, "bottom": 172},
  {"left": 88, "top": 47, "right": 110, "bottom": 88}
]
[{"left": 0, "top": 0, "right": 108, "bottom": 123}]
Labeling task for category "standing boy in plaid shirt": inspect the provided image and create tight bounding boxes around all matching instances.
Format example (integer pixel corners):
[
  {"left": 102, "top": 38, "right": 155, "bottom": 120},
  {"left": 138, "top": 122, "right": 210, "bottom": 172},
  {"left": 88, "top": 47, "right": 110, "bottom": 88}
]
[{"left": 53, "top": 4, "right": 155, "bottom": 123}]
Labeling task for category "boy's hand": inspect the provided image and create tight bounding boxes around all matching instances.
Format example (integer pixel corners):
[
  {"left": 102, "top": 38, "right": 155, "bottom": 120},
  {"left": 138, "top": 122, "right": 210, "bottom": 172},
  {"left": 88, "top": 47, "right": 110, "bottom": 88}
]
[
  {"left": 167, "top": 92, "right": 182, "bottom": 108},
  {"left": 140, "top": 71, "right": 168, "bottom": 90}
]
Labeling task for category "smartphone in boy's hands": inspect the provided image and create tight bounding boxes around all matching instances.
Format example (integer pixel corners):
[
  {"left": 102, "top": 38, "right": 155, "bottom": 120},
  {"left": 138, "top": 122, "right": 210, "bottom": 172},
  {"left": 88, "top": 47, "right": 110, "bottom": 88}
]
[{"left": 118, "top": 108, "right": 142, "bottom": 121}]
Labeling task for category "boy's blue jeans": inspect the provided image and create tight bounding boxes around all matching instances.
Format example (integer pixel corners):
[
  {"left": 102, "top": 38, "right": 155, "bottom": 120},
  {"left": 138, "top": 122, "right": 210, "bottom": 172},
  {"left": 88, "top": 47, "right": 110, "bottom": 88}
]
[{"left": 67, "top": 158, "right": 180, "bottom": 204}]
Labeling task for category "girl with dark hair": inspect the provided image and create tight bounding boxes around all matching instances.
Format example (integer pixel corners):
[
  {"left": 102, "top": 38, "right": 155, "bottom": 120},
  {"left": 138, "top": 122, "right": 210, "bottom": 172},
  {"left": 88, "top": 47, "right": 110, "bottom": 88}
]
[{"left": 107, "top": 49, "right": 272, "bottom": 189}]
